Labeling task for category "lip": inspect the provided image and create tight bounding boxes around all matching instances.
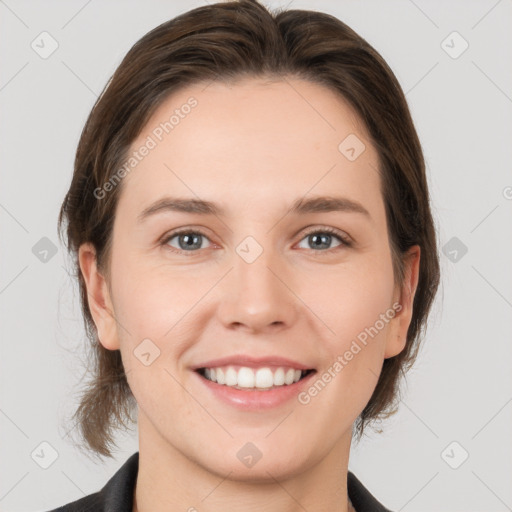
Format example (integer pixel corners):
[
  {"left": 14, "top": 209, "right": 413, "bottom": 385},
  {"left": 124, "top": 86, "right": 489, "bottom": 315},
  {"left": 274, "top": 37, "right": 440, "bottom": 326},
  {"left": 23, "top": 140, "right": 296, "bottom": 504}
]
[
  {"left": 193, "top": 368, "right": 317, "bottom": 410},
  {"left": 190, "top": 355, "right": 314, "bottom": 371}
]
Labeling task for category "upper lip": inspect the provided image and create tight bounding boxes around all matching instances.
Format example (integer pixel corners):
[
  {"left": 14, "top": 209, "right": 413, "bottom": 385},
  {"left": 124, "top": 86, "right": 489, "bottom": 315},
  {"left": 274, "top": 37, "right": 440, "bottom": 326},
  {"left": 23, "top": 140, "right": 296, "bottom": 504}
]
[{"left": 191, "top": 355, "right": 314, "bottom": 371}]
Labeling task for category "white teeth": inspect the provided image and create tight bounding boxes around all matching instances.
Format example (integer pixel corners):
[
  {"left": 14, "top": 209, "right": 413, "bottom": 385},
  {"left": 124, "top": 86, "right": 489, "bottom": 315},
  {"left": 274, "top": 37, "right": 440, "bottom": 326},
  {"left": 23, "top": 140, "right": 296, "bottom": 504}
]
[
  {"left": 273, "top": 368, "right": 285, "bottom": 386},
  {"left": 201, "top": 366, "right": 308, "bottom": 389},
  {"left": 225, "top": 367, "right": 237, "bottom": 386},
  {"left": 216, "top": 368, "right": 226, "bottom": 385},
  {"left": 238, "top": 367, "right": 255, "bottom": 388},
  {"left": 255, "top": 368, "right": 273, "bottom": 388}
]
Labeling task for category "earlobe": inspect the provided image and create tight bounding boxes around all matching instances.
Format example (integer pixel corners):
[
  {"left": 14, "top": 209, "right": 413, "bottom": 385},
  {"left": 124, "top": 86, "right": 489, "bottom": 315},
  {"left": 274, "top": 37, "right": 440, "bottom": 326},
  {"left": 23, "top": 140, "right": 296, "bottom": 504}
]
[
  {"left": 78, "top": 243, "right": 120, "bottom": 351},
  {"left": 384, "top": 245, "right": 421, "bottom": 359}
]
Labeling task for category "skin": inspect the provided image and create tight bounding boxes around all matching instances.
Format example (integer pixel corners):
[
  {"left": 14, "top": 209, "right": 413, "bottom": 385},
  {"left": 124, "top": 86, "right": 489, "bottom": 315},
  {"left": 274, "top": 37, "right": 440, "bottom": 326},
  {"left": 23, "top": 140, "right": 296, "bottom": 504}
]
[{"left": 79, "top": 77, "right": 420, "bottom": 512}]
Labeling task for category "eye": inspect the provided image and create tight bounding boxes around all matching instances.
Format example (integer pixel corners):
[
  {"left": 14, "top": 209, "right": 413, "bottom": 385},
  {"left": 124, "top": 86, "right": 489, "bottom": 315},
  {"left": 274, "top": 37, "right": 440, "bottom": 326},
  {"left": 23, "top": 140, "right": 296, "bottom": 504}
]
[
  {"left": 160, "top": 226, "right": 352, "bottom": 256},
  {"left": 296, "top": 227, "right": 352, "bottom": 252},
  {"left": 161, "top": 229, "right": 212, "bottom": 254}
]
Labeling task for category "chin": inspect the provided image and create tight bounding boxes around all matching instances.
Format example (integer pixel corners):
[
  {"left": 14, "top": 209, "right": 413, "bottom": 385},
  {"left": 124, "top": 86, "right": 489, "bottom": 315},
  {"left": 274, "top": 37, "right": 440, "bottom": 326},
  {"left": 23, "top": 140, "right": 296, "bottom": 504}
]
[{"left": 190, "top": 441, "right": 313, "bottom": 483}]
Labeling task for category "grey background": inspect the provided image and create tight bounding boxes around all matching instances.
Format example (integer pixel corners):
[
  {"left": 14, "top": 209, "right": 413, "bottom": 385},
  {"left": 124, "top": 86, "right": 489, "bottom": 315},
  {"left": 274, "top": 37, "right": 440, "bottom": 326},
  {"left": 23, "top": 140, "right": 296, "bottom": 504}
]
[{"left": 1, "top": 0, "right": 511, "bottom": 511}]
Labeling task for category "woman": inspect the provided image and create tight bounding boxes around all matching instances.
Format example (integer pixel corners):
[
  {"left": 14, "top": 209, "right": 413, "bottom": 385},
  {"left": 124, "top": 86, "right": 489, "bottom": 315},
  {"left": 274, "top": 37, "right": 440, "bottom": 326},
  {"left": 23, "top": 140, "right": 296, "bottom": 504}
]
[{"left": 50, "top": 0, "right": 440, "bottom": 510}]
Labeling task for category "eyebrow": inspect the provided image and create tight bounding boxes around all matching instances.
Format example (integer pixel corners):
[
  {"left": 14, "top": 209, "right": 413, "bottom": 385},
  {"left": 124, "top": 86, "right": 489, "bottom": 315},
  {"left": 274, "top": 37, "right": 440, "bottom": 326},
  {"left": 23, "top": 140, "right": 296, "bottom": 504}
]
[{"left": 137, "top": 195, "right": 371, "bottom": 223}]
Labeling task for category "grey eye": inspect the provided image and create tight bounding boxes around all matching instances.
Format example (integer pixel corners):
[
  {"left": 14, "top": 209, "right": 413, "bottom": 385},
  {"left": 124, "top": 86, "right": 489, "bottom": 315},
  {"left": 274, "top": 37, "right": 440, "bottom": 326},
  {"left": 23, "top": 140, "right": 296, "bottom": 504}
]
[
  {"left": 166, "top": 232, "right": 210, "bottom": 251},
  {"left": 297, "top": 231, "right": 344, "bottom": 251}
]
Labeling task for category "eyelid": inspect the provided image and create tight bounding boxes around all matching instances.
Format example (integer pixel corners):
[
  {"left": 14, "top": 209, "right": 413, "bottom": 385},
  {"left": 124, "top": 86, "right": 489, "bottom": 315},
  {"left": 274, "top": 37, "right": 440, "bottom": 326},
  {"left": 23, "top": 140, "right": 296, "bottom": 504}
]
[
  {"left": 160, "top": 225, "right": 352, "bottom": 255},
  {"left": 159, "top": 227, "right": 217, "bottom": 252}
]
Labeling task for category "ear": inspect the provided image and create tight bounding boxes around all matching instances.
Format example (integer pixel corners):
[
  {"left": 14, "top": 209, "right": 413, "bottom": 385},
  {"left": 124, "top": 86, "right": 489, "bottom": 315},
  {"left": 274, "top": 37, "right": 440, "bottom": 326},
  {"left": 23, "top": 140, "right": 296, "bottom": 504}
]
[
  {"left": 384, "top": 245, "right": 421, "bottom": 359},
  {"left": 78, "top": 242, "right": 120, "bottom": 351}
]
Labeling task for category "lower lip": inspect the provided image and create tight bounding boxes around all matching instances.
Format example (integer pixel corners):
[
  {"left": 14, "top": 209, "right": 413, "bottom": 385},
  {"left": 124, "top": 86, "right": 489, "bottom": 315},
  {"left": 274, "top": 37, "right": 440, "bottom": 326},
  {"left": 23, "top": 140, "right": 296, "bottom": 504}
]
[{"left": 194, "top": 370, "right": 317, "bottom": 411}]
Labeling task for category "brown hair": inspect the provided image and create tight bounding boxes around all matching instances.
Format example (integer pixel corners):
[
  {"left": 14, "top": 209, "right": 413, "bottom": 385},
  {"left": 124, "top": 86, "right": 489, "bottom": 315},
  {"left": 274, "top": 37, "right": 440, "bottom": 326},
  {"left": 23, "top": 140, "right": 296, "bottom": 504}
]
[{"left": 58, "top": 0, "right": 440, "bottom": 459}]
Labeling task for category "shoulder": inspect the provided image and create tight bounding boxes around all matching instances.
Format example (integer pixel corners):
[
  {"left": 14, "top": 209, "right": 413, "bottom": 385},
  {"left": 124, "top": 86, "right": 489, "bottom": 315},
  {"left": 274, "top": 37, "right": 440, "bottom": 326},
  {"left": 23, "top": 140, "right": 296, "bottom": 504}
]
[
  {"left": 44, "top": 452, "right": 139, "bottom": 512},
  {"left": 347, "top": 471, "right": 394, "bottom": 512}
]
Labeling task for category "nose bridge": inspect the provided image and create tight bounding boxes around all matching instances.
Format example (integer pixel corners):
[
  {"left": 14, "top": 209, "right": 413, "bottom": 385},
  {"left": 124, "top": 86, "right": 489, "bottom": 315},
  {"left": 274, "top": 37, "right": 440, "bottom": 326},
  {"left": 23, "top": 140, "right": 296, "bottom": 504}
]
[{"left": 218, "top": 233, "right": 297, "bottom": 331}]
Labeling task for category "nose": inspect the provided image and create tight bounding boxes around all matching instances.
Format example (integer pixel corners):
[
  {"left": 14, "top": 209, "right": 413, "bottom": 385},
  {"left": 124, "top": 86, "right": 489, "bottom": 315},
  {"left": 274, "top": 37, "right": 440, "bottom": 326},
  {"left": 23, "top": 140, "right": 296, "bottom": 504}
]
[{"left": 216, "top": 243, "right": 299, "bottom": 334}]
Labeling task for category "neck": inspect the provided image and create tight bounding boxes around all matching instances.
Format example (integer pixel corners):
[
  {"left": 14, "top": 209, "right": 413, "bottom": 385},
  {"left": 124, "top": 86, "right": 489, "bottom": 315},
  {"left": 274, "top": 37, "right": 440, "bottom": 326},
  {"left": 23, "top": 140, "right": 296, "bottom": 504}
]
[{"left": 133, "top": 413, "right": 355, "bottom": 512}]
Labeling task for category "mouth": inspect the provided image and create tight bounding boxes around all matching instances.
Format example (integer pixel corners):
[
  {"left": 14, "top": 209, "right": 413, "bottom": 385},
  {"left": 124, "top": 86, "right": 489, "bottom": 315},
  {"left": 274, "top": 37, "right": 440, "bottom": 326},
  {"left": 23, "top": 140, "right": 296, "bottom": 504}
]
[{"left": 195, "top": 366, "right": 317, "bottom": 391}]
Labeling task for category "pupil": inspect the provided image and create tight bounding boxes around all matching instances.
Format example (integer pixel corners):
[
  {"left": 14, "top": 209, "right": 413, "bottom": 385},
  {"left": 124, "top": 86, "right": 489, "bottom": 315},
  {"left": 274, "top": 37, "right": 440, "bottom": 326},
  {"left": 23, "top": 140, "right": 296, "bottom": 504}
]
[
  {"left": 180, "top": 233, "right": 201, "bottom": 250},
  {"left": 310, "top": 233, "right": 330, "bottom": 249}
]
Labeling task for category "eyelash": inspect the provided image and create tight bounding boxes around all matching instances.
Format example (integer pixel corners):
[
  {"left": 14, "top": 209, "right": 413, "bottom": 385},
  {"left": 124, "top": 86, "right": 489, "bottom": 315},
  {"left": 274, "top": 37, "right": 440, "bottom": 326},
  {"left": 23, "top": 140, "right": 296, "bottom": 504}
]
[{"left": 159, "top": 226, "right": 352, "bottom": 256}]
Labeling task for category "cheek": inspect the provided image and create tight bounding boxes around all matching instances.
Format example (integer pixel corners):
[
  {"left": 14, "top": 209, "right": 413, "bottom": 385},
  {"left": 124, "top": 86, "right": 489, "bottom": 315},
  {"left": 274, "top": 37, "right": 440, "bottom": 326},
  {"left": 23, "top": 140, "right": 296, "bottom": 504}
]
[
  {"left": 110, "top": 260, "right": 206, "bottom": 421},
  {"left": 109, "top": 255, "right": 218, "bottom": 393},
  {"left": 111, "top": 254, "right": 206, "bottom": 335},
  {"left": 304, "top": 252, "right": 395, "bottom": 403},
  {"left": 334, "top": 279, "right": 394, "bottom": 345},
  {"left": 302, "top": 252, "right": 395, "bottom": 344}
]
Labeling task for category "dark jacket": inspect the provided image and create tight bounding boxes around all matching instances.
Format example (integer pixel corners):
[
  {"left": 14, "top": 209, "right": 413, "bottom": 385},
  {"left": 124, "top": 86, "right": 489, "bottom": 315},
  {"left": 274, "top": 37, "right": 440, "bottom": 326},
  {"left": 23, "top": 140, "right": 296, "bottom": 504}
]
[{"left": 46, "top": 452, "right": 393, "bottom": 512}]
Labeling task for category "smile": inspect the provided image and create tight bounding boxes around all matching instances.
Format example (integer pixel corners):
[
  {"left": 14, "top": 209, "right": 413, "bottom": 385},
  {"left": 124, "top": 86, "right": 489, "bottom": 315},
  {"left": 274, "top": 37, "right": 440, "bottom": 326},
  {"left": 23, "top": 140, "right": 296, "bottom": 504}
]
[{"left": 196, "top": 366, "right": 316, "bottom": 391}]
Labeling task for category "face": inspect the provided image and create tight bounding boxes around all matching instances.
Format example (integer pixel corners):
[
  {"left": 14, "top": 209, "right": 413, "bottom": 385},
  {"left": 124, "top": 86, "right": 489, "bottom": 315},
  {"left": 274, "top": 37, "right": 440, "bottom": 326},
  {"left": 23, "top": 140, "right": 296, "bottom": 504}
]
[{"left": 80, "top": 77, "right": 419, "bottom": 481}]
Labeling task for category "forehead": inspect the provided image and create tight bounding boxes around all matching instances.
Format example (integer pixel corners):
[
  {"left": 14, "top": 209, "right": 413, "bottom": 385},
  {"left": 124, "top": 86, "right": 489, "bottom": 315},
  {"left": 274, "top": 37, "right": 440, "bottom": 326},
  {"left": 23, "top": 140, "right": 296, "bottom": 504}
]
[{"left": 117, "top": 77, "right": 382, "bottom": 220}]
